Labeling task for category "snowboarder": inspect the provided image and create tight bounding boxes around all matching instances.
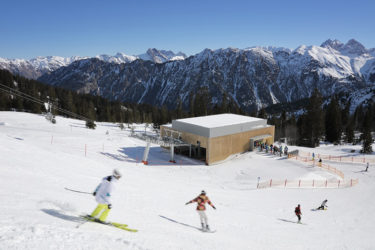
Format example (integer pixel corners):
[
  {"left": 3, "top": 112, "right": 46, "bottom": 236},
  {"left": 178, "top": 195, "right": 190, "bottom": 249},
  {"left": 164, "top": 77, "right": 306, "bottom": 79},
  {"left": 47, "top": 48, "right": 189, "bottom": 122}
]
[
  {"left": 317, "top": 199, "right": 328, "bottom": 210},
  {"left": 312, "top": 152, "right": 315, "bottom": 161},
  {"left": 318, "top": 158, "right": 322, "bottom": 167},
  {"left": 365, "top": 162, "right": 369, "bottom": 172},
  {"left": 295, "top": 204, "right": 302, "bottom": 223},
  {"left": 88, "top": 169, "right": 122, "bottom": 223},
  {"left": 185, "top": 190, "right": 216, "bottom": 231},
  {"left": 279, "top": 145, "right": 283, "bottom": 156}
]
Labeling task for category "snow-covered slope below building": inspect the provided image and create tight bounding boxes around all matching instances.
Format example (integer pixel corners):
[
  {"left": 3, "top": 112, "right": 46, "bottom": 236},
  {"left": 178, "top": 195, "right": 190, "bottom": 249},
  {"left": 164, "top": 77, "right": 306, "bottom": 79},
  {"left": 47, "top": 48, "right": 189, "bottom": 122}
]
[{"left": 0, "top": 111, "right": 375, "bottom": 249}]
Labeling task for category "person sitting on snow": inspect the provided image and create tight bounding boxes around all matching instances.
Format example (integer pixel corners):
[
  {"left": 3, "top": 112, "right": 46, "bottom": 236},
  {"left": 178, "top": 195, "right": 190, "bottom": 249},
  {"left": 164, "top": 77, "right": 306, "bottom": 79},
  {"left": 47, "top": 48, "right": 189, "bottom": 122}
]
[
  {"left": 185, "top": 190, "right": 216, "bottom": 231},
  {"left": 88, "top": 169, "right": 122, "bottom": 223},
  {"left": 318, "top": 199, "right": 328, "bottom": 210}
]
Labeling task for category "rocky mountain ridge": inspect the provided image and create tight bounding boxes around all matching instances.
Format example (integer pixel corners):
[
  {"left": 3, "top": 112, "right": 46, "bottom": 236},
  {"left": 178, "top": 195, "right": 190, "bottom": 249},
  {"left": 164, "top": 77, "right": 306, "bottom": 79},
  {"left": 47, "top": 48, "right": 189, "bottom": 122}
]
[
  {"left": 0, "top": 49, "right": 186, "bottom": 79},
  {"left": 37, "top": 39, "right": 375, "bottom": 113}
]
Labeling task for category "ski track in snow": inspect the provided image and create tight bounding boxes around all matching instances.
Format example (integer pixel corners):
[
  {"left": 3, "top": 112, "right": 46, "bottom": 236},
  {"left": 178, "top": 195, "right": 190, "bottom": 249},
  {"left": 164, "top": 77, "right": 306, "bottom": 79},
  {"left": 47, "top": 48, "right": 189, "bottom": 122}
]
[{"left": 1, "top": 111, "right": 375, "bottom": 250}]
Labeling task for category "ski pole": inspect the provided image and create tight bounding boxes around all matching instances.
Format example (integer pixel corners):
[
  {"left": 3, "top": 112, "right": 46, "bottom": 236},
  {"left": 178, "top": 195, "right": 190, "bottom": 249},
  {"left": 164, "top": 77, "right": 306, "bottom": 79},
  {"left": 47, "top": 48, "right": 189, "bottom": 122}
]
[{"left": 64, "top": 187, "right": 92, "bottom": 194}]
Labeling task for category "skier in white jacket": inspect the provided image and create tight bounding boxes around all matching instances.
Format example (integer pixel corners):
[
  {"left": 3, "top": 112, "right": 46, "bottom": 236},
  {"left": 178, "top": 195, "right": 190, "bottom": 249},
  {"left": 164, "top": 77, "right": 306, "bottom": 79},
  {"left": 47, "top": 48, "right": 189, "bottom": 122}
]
[{"left": 89, "top": 169, "right": 122, "bottom": 222}]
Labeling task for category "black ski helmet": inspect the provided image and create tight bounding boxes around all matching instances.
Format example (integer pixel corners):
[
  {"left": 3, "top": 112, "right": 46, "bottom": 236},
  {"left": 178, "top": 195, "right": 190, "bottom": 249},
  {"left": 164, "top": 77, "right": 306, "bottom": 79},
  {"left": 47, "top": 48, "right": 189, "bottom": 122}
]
[{"left": 201, "top": 190, "right": 206, "bottom": 195}]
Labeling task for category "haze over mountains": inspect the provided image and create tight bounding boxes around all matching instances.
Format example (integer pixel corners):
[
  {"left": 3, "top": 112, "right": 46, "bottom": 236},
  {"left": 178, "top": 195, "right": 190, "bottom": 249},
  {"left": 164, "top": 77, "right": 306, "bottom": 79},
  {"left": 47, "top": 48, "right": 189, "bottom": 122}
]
[{"left": 1, "top": 39, "right": 375, "bottom": 112}]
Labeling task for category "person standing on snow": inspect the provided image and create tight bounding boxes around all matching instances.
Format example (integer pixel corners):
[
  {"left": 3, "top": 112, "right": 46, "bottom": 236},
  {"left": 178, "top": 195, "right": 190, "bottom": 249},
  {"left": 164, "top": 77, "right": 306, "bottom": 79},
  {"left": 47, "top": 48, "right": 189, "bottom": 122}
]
[
  {"left": 88, "top": 169, "right": 122, "bottom": 223},
  {"left": 295, "top": 204, "right": 302, "bottom": 223},
  {"left": 318, "top": 199, "right": 328, "bottom": 210},
  {"left": 185, "top": 190, "right": 216, "bottom": 231}
]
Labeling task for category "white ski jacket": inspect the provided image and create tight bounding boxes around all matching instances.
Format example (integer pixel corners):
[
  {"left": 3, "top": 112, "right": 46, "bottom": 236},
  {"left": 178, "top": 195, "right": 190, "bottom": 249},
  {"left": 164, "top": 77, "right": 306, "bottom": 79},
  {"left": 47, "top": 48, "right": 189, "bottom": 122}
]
[{"left": 94, "top": 175, "right": 118, "bottom": 204}]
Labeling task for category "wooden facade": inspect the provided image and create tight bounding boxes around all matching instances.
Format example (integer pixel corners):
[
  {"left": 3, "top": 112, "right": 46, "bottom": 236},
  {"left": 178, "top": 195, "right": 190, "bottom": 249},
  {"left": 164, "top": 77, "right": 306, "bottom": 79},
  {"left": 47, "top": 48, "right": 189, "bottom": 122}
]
[{"left": 160, "top": 123, "right": 274, "bottom": 165}]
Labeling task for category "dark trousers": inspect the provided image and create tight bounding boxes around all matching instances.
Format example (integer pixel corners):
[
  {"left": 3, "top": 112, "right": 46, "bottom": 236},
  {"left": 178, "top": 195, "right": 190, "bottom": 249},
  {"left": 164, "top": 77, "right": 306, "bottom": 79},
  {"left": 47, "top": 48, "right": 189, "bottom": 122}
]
[{"left": 296, "top": 214, "right": 301, "bottom": 221}]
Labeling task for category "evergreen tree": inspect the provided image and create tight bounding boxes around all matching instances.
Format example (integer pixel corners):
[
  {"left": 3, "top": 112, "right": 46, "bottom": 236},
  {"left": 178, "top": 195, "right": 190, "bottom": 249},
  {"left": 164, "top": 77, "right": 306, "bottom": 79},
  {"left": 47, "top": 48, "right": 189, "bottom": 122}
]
[
  {"left": 341, "top": 100, "right": 351, "bottom": 128},
  {"left": 194, "top": 87, "right": 210, "bottom": 117},
  {"left": 257, "top": 106, "right": 267, "bottom": 119},
  {"left": 286, "top": 114, "right": 298, "bottom": 145},
  {"left": 189, "top": 92, "right": 195, "bottom": 117},
  {"left": 280, "top": 111, "right": 287, "bottom": 139},
  {"left": 361, "top": 107, "right": 373, "bottom": 153},
  {"left": 325, "top": 96, "right": 342, "bottom": 143},
  {"left": 176, "top": 98, "right": 183, "bottom": 119},
  {"left": 345, "top": 118, "right": 355, "bottom": 143},
  {"left": 160, "top": 105, "right": 169, "bottom": 125},
  {"left": 220, "top": 92, "right": 228, "bottom": 113},
  {"left": 305, "top": 89, "right": 324, "bottom": 147},
  {"left": 86, "top": 120, "right": 96, "bottom": 129}
]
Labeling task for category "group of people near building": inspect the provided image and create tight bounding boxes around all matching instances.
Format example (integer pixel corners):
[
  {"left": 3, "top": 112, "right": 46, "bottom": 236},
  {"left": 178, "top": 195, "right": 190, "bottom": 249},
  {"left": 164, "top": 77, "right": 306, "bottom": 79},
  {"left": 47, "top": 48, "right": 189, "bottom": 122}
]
[{"left": 255, "top": 141, "right": 288, "bottom": 157}]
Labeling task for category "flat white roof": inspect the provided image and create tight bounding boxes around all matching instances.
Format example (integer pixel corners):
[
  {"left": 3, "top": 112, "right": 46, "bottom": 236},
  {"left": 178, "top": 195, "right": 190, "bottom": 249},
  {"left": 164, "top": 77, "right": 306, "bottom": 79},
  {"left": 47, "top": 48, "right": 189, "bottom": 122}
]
[
  {"left": 175, "top": 113, "right": 263, "bottom": 128},
  {"left": 171, "top": 114, "right": 269, "bottom": 138}
]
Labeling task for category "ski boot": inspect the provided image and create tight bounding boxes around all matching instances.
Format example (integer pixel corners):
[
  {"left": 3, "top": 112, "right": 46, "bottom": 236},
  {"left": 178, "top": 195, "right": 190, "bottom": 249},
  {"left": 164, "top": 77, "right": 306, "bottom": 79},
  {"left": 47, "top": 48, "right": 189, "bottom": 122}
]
[
  {"left": 201, "top": 223, "right": 206, "bottom": 231},
  {"left": 206, "top": 225, "right": 210, "bottom": 231}
]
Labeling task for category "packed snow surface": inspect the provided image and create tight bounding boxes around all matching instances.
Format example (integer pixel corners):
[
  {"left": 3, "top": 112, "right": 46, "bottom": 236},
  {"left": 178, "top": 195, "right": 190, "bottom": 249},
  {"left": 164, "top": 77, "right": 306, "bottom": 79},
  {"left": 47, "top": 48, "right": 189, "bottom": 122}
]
[{"left": 1, "top": 111, "right": 375, "bottom": 250}]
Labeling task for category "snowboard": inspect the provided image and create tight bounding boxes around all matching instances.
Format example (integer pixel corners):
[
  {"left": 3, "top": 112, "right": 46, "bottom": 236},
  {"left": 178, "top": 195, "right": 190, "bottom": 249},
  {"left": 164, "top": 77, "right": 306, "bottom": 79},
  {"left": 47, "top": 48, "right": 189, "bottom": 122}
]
[
  {"left": 311, "top": 207, "right": 327, "bottom": 211},
  {"left": 80, "top": 215, "right": 138, "bottom": 232}
]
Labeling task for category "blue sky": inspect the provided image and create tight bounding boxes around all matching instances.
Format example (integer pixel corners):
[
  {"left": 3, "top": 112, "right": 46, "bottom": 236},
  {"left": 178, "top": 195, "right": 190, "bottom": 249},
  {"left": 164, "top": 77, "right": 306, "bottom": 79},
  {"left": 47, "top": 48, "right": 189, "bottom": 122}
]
[{"left": 1, "top": 0, "right": 374, "bottom": 59}]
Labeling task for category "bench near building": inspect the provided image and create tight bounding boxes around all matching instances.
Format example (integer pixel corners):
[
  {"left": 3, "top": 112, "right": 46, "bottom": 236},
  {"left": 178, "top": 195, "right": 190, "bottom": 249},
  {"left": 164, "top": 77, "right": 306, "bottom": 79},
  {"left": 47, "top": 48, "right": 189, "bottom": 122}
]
[{"left": 160, "top": 113, "right": 275, "bottom": 165}]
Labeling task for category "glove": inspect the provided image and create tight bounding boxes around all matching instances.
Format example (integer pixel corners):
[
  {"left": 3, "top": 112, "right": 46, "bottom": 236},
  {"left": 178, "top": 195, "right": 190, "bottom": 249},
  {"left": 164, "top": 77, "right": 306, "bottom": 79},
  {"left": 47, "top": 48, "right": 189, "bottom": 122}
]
[
  {"left": 185, "top": 202, "right": 189, "bottom": 205},
  {"left": 108, "top": 204, "right": 112, "bottom": 209},
  {"left": 213, "top": 206, "right": 216, "bottom": 210},
  {"left": 93, "top": 192, "right": 96, "bottom": 196}
]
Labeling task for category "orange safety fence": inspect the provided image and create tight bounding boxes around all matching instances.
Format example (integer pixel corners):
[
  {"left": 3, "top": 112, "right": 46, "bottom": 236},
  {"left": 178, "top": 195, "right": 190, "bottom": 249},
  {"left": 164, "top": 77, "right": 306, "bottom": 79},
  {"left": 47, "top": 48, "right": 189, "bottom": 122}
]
[
  {"left": 298, "top": 151, "right": 375, "bottom": 164},
  {"left": 287, "top": 155, "right": 345, "bottom": 179},
  {"left": 257, "top": 178, "right": 359, "bottom": 189}
]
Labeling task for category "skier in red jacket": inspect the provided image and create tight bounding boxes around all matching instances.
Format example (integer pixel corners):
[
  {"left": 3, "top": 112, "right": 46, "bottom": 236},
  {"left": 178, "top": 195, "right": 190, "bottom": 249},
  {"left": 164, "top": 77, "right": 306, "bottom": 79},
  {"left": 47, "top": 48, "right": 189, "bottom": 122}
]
[
  {"left": 295, "top": 204, "right": 302, "bottom": 223},
  {"left": 186, "top": 190, "right": 216, "bottom": 231}
]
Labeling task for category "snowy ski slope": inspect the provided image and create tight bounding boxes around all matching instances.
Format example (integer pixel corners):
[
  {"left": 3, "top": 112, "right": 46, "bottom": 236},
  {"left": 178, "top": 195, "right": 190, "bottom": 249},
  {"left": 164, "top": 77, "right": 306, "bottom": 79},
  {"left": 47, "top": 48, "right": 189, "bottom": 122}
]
[{"left": 0, "top": 111, "right": 374, "bottom": 250}]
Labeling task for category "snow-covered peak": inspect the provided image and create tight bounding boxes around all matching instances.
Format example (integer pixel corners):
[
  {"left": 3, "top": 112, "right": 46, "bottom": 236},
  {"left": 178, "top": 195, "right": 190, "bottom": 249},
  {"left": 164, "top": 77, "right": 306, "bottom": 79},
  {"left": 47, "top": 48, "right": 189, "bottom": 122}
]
[
  {"left": 95, "top": 53, "right": 137, "bottom": 64},
  {"left": 293, "top": 45, "right": 310, "bottom": 55},
  {"left": 245, "top": 46, "right": 291, "bottom": 54},
  {"left": 320, "top": 39, "right": 344, "bottom": 51},
  {"left": 340, "top": 39, "right": 368, "bottom": 56},
  {"left": 138, "top": 48, "right": 187, "bottom": 63}
]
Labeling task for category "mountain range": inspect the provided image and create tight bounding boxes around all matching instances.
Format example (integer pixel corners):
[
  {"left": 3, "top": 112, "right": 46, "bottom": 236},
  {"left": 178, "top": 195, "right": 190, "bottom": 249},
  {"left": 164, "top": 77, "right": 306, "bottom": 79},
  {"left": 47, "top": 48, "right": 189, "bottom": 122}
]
[
  {"left": 1, "top": 39, "right": 375, "bottom": 113},
  {"left": 0, "top": 49, "right": 187, "bottom": 79}
]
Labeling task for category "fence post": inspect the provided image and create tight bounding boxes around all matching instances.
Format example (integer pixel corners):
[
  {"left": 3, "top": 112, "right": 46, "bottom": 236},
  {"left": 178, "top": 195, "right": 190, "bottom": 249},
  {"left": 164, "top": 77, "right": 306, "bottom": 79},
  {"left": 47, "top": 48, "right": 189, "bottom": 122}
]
[
  {"left": 340, "top": 156, "right": 341, "bottom": 162},
  {"left": 352, "top": 156, "right": 353, "bottom": 162},
  {"left": 338, "top": 180, "right": 340, "bottom": 188},
  {"left": 325, "top": 180, "right": 328, "bottom": 187},
  {"left": 284, "top": 179, "right": 287, "bottom": 187},
  {"left": 313, "top": 180, "right": 315, "bottom": 187},
  {"left": 270, "top": 179, "right": 272, "bottom": 187},
  {"left": 299, "top": 180, "right": 301, "bottom": 187}
]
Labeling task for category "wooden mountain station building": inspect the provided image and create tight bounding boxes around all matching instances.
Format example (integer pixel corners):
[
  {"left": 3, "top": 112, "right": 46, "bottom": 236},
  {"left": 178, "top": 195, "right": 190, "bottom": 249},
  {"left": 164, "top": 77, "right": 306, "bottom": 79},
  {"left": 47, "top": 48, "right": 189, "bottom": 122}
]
[{"left": 160, "top": 113, "right": 275, "bottom": 165}]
